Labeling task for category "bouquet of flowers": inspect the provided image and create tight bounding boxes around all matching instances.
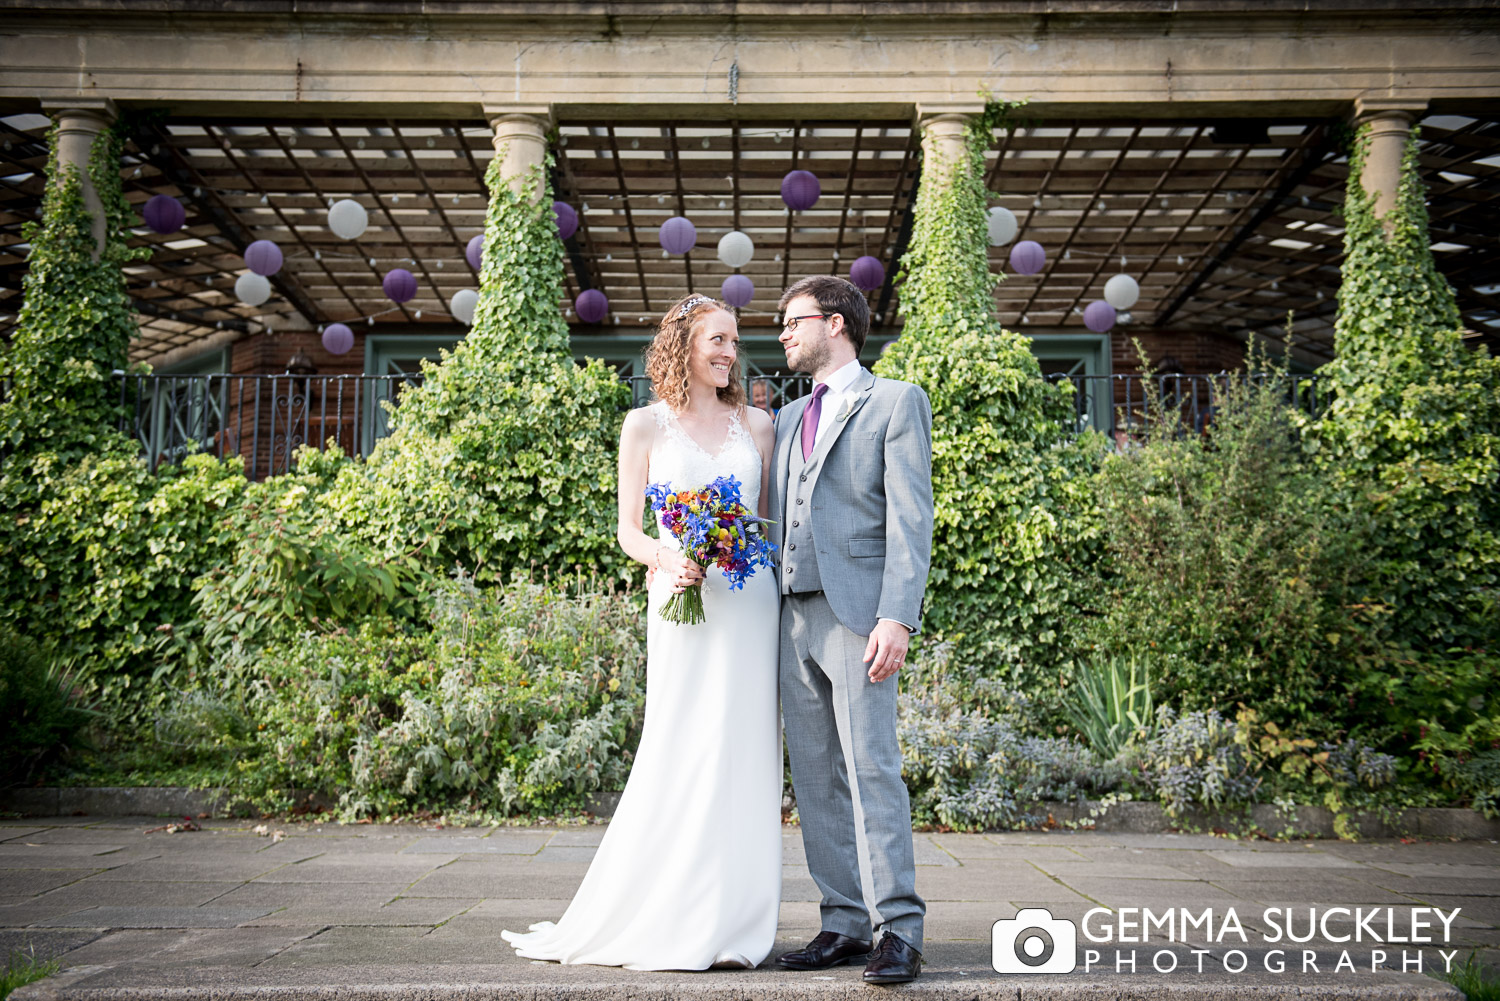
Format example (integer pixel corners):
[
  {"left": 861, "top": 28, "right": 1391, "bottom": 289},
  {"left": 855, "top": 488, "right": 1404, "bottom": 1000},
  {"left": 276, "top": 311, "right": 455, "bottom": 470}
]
[{"left": 645, "top": 474, "right": 777, "bottom": 625}]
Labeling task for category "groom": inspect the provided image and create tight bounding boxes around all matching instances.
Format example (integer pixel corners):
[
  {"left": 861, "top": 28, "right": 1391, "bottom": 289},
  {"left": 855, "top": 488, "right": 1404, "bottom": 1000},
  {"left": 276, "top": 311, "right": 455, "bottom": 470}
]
[{"left": 769, "top": 276, "right": 933, "bottom": 984}]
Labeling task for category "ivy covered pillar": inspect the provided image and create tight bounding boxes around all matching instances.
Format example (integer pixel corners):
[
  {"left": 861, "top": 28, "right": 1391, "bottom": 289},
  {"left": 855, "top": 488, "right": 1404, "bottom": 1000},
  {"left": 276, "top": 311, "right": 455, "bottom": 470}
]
[
  {"left": 40, "top": 98, "right": 118, "bottom": 261},
  {"left": 485, "top": 108, "right": 552, "bottom": 201},
  {"left": 1352, "top": 97, "right": 1427, "bottom": 232},
  {"left": 0, "top": 96, "right": 143, "bottom": 459}
]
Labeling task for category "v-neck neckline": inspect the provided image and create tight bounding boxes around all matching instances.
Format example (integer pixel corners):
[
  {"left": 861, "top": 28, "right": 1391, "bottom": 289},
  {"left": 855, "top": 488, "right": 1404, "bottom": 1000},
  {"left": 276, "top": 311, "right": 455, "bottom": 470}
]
[{"left": 663, "top": 404, "right": 741, "bottom": 461}]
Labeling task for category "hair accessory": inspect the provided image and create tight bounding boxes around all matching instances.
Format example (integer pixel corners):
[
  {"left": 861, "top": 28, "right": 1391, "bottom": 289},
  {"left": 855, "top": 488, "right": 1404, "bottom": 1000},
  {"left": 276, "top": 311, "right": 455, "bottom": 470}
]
[{"left": 676, "top": 295, "right": 715, "bottom": 320}]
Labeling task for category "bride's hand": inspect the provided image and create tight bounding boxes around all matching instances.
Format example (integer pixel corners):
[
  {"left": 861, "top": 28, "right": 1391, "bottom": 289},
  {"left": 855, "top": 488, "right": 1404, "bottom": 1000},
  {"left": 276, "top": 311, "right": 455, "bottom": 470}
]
[{"left": 662, "top": 551, "right": 705, "bottom": 593}]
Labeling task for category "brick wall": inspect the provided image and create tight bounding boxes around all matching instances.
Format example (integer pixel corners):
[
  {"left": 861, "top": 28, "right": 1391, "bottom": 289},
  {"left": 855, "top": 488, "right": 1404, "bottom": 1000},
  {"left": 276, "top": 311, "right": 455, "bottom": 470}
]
[{"left": 1110, "top": 327, "right": 1247, "bottom": 376}]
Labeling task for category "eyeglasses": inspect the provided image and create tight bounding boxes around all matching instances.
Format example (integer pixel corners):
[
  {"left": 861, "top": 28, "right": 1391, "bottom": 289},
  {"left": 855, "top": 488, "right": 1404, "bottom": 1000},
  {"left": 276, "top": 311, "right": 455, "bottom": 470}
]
[{"left": 782, "top": 312, "right": 833, "bottom": 333}]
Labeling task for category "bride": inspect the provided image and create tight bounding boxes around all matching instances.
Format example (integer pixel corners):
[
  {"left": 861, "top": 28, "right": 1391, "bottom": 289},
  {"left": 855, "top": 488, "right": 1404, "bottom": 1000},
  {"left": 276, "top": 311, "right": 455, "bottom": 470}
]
[{"left": 500, "top": 293, "right": 783, "bottom": 971}]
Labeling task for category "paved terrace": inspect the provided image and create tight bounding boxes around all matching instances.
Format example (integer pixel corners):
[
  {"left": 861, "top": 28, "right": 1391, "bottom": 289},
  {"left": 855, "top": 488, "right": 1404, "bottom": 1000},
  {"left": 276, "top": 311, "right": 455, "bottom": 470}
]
[{"left": 1, "top": 816, "right": 1496, "bottom": 999}]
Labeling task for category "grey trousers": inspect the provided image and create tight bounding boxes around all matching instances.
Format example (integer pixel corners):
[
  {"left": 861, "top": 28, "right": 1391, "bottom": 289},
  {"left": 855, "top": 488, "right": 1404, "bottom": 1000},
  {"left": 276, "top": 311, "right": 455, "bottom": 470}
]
[{"left": 780, "top": 590, "right": 925, "bottom": 953}]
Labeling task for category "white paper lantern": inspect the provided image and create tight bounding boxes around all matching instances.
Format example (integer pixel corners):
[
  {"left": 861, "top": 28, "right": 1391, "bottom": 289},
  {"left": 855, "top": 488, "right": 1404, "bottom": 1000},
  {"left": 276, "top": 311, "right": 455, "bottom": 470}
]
[
  {"left": 235, "top": 272, "right": 271, "bottom": 307},
  {"left": 716, "top": 230, "right": 755, "bottom": 269},
  {"left": 987, "top": 206, "right": 1018, "bottom": 246},
  {"left": 327, "top": 198, "right": 369, "bottom": 241},
  {"left": 1104, "top": 273, "right": 1141, "bottom": 311},
  {"left": 450, "top": 288, "right": 478, "bottom": 326}
]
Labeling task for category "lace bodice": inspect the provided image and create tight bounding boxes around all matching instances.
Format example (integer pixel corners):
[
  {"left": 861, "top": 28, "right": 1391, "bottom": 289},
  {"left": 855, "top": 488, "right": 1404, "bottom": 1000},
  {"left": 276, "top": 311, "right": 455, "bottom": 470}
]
[{"left": 647, "top": 402, "right": 762, "bottom": 546}]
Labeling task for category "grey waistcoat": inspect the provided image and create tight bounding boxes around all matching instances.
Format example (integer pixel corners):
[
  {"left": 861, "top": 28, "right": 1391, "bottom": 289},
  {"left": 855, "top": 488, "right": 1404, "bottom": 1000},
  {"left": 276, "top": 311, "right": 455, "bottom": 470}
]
[{"left": 781, "top": 426, "right": 823, "bottom": 593}]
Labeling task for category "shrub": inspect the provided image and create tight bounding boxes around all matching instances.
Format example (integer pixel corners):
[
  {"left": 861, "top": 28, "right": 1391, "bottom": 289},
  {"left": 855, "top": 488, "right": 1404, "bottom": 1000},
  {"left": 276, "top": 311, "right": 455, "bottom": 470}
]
[
  {"left": 897, "top": 641, "right": 1127, "bottom": 831},
  {"left": 1137, "top": 706, "right": 1259, "bottom": 816},
  {"left": 4, "top": 445, "right": 246, "bottom": 725},
  {"left": 1086, "top": 343, "right": 1369, "bottom": 725},
  {"left": 0, "top": 631, "right": 101, "bottom": 785},
  {"left": 1350, "top": 646, "right": 1500, "bottom": 811},
  {"left": 184, "top": 446, "right": 426, "bottom": 673},
  {"left": 158, "top": 571, "right": 647, "bottom": 820}
]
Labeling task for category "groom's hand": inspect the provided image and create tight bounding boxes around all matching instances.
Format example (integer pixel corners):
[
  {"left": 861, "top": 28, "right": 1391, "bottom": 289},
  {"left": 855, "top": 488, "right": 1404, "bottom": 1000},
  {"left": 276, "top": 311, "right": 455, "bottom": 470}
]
[{"left": 863, "top": 619, "right": 910, "bottom": 683}]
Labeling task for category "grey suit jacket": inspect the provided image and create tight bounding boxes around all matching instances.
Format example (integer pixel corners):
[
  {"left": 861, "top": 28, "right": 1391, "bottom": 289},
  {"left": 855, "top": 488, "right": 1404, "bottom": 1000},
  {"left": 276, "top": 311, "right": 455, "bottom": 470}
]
[{"left": 770, "top": 367, "right": 934, "bottom": 637}]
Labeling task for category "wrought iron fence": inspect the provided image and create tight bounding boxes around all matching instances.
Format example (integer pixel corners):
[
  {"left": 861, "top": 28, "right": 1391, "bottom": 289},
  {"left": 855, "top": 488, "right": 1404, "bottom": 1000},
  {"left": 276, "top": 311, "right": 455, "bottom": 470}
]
[
  {"left": 112, "top": 369, "right": 1323, "bottom": 479},
  {"left": 1045, "top": 372, "right": 1324, "bottom": 440},
  {"left": 115, "top": 372, "right": 424, "bottom": 480}
]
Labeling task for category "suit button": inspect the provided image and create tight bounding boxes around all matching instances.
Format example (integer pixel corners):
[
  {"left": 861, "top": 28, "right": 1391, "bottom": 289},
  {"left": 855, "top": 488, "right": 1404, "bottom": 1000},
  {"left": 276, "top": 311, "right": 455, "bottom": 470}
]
[
  {"left": 788, "top": 543, "right": 796, "bottom": 551},
  {"left": 799, "top": 473, "right": 807, "bottom": 481},
  {"left": 787, "top": 566, "right": 794, "bottom": 574},
  {"left": 796, "top": 498, "right": 804, "bottom": 505},
  {"left": 792, "top": 520, "right": 799, "bottom": 528}
]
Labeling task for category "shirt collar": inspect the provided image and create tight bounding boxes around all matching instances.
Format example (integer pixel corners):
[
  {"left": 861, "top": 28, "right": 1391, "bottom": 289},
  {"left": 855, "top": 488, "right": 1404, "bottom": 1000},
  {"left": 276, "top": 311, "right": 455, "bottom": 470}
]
[{"left": 820, "top": 358, "right": 864, "bottom": 397}]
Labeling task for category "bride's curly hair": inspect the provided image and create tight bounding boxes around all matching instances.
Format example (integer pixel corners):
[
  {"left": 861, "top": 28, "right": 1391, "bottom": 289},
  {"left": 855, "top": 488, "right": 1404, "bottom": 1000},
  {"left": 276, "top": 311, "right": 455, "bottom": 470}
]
[{"left": 644, "top": 294, "right": 746, "bottom": 412}]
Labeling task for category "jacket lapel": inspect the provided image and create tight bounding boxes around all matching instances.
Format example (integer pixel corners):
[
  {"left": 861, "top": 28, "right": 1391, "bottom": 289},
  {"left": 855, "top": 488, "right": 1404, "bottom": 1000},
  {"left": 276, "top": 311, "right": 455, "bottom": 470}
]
[{"left": 808, "top": 366, "right": 876, "bottom": 467}]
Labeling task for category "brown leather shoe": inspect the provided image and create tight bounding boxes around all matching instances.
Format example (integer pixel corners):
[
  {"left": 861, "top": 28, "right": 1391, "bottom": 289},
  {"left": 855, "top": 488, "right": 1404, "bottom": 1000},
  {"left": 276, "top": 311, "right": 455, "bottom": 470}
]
[
  {"left": 776, "top": 930, "right": 874, "bottom": 970},
  {"left": 863, "top": 931, "right": 922, "bottom": 984}
]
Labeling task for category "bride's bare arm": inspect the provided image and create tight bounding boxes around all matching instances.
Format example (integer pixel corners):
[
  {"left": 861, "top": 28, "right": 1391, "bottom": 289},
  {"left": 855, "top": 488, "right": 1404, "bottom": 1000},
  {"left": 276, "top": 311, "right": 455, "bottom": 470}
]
[
  {"left": 746, "top": 406, "right": 776, "bottom": 520},
  {"left": 617, "top": 408, "right": 703, "bottom": 588}
]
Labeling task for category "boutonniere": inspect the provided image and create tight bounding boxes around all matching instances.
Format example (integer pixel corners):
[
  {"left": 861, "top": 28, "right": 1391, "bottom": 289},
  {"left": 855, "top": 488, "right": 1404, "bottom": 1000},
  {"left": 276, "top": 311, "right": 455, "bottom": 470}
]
[{"left": 834, "top": 396, "right": 857, "bottom": 423}]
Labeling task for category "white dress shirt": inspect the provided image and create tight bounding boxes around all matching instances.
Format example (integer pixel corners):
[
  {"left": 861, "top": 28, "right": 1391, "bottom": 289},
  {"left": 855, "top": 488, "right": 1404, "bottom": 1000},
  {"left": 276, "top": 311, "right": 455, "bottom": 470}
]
[{"left": 807, "top": 357, "right": 864, "bottom": 454}]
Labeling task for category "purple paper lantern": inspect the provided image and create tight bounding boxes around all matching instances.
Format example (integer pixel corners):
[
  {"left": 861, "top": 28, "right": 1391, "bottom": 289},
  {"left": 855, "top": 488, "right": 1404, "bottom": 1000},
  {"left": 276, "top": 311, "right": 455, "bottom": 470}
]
[
  {"left": 243, "top": 240, "right": 283, "bottom": 277},
  {"left": 142, "top": 194, "right": 185, "bottom": 235},
  {"left": 781, "top": 169, "right": 821, "bottom": 211},
  {"left": 658, "top": 216, "right": 697, "bottom": 255},
  {"left": 1009, "top": 240, "right": 1046, "bottom": 276},
  {"left": 1083, "top": 300, "right": 1117, "bottom": 333},
  {"left": 553, "top": 202, "right": 578, "bottom": 241},
  {"left": 575, "top": 289, "right": 609, "bottom": 324},
  {"left": 721, "top": 274, "right": 754, "bottom": 308},
  {"left": 850, "top": 255, "right": 885, "bottom": 291},
  {"left": 322, "top": 323, "right": 354, "bottom": 356},
  {"left": 465, "top": 235, "right": 484, "bottom": 271},
  {"left": 383, "top": 268, "right": 418, "bottom": 304}
]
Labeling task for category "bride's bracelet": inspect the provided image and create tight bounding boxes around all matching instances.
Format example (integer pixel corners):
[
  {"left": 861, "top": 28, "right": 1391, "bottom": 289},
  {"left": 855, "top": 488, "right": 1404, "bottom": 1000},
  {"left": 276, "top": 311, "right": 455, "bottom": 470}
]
[{"left": 653, "top": 545, "right": 667, "bottom": 571}]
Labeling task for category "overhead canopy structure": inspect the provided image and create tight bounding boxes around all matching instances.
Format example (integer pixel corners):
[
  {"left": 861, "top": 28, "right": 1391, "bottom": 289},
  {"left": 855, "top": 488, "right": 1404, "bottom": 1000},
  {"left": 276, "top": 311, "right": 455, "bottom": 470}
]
[{"left": 1, "top": 1, "right": 1497, "bottom": 367}]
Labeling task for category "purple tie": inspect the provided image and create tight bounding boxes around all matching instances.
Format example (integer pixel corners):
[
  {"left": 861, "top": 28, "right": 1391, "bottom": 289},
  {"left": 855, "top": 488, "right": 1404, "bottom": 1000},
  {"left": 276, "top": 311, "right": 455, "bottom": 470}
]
[{"left": 801, "top": 383, "right": 829, "bottom": 461}]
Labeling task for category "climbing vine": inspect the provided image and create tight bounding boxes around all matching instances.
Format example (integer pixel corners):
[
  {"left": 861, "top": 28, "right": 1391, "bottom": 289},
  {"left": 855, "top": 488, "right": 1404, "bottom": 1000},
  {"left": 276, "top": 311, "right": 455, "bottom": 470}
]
[
  {"left": 1301, "top": 122, "right": 1500, "bottom": 648},
  {"left": 874, "top": 99, "right": 1106, "bottom": 699}
]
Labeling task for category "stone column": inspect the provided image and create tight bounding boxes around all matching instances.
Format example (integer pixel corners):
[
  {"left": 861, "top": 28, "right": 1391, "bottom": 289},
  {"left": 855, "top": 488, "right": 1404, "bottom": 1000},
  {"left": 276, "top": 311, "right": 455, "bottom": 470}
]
[
  {"left": 917, "top": 112, "right": 974, "bottom": 188},
  {"left": 41, "top": 97, "right": 118, "bottom": 261},
  {"left": 484, "top": 107, "right": 552, "bottom": 201},
  {"left": 1352, "top": 98, "right": 1428, "bottom": 231}
]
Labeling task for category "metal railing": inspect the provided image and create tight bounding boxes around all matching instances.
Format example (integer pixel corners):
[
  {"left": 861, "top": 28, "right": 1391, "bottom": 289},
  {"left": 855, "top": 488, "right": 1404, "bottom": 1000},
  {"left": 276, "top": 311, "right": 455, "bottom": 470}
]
[
  {"left": 115, "top": 372, "right": 424, "bottom": 480},
  {"left": 1045, "top": 372, "right": 1324, "bottom": 439},
  {"left": 111, "top": 370, "right": 1323, "bottom": 479}
]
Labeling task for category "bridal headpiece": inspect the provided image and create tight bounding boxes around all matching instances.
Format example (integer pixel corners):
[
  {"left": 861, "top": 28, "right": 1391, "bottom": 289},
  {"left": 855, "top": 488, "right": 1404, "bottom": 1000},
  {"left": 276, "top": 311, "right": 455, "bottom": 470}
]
[{"left": 676, "top": 295, "right": 715, "bottom": 320}]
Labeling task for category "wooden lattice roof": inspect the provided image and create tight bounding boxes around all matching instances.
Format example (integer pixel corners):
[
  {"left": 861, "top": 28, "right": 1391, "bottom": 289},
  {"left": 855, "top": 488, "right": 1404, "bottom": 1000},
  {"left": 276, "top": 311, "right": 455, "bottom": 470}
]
[{"left": 0, "top": 110, "right": 1496, "bottom": 365}]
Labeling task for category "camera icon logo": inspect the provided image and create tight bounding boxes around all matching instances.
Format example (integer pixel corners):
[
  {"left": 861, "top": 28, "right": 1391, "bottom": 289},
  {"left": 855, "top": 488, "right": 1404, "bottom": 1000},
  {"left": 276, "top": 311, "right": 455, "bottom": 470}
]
[{"left": 992, "top": 907, "right": 1077, "bottom": 974}]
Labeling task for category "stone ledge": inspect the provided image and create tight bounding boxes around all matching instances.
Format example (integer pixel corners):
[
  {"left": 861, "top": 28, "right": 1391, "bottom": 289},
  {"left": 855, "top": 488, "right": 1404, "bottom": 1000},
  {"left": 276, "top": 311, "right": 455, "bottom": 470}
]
[
  {"left": 1031, "top": 799, "right": 1500, "bottom": 840},
  {"left": 5, "top": 787, "right": 1496, "bottom": 839},
  {"left": 0, "top": 786, "right": 623, "bottom": 821}
]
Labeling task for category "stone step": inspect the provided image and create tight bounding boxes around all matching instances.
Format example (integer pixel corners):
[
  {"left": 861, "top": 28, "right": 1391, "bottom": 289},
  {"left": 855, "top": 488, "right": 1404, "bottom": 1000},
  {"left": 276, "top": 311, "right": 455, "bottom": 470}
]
[{"left": 9, "top": 946, "right": 1466, "bottom": 1000}]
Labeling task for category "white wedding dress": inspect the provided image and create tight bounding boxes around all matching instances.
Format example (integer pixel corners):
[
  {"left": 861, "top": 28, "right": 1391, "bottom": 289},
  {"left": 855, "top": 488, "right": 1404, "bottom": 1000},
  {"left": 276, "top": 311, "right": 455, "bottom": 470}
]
[{"left": 500, "top": 402, "right": 783, "bottom": 971}]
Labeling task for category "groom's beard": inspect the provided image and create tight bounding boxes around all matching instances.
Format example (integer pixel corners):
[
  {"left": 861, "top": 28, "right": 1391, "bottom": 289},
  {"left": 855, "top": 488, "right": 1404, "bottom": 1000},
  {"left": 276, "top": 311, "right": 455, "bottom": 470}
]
[{"left": 790, "top": 337, "right": 830, "bottom": 376}]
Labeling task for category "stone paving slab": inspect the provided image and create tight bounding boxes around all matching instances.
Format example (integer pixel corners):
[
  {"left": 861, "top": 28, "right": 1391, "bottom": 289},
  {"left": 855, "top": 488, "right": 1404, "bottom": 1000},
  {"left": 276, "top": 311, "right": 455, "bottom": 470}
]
[
  {"left": 31, "top": 905, "right": 278, "bottom": 929},
  {"left": 1, "top": 817, "right": 1493, "bottom": 1000}
]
